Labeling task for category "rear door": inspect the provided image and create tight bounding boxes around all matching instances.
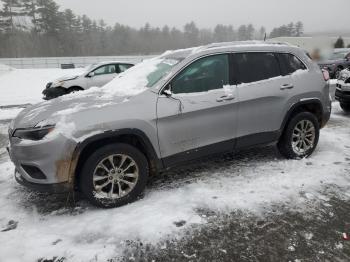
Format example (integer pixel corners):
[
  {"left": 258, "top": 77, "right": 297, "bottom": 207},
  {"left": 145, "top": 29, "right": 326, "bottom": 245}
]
[
  {"left": 234, "top": 52, "right": 293, "bottom": 147},
  {"left": 156, "top": 54, "right": 239, "bottom": 165}
]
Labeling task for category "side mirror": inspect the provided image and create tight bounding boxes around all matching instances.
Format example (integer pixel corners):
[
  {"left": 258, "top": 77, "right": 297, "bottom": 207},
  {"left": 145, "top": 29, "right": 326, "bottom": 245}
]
[
  {"left": 163, "top": 89, "right": 172, "bottom": 97},
  {"left": 87, "top": 72, "right": 95, "bottom": 78}
]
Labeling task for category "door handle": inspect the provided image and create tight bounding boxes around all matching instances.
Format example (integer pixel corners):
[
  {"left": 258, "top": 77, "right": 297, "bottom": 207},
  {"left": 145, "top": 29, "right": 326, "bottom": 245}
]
[
  {"left": 280, "top": 84, "right": 294, "bottom": 90},
  {"left": 216, "top": 94, "right": 235, "bottom": 102}
]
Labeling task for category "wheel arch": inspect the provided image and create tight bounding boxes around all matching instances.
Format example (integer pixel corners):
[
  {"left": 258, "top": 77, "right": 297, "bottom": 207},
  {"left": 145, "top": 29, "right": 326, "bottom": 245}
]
[
  {"left": 67, "top": 86, "right": 84, "bottom": 92},
  {"left": 70, "top": 129, "right": 162, "bottom": 189},
  {"left": 280, "top": 99, "right": 324, "bottom": 133}
]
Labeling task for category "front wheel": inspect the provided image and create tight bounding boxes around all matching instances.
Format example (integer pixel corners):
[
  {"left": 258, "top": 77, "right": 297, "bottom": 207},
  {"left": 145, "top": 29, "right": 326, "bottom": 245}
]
[
  {"left": 79, "top": 143, "right": 149, "bottom": 208},
  {"left": 340, "top": 103, "right": 350, "bottom": 113},
  {"left": 278, "top": 112, "right": 320, "bottom": 159}
]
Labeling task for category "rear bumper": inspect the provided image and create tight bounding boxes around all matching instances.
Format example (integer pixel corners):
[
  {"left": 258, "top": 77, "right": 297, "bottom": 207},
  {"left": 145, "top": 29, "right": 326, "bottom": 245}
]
[{"left": 15, "top": 169, "right": 71, "bottom": 193}]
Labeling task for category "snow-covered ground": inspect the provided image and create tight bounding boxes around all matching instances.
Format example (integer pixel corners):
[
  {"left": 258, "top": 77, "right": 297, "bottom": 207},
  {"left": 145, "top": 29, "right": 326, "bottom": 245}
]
[
  {"left": 0, "top": 68, "right": 349, "bottom": 261},
  {"left": 0, "top": 103, "right": 349, "bottom": 261}
]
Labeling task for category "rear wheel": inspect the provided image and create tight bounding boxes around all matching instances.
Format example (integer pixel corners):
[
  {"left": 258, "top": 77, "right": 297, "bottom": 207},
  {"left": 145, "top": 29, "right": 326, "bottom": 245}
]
[
  {"left": 278, "top": 112, "right": 319, "bottom": 159},
  {"left": 79, "top": 143, "right": 149, "bottom": 208},
  {"left": 340, "top": 103, "right": 350, "bottom": 113}
]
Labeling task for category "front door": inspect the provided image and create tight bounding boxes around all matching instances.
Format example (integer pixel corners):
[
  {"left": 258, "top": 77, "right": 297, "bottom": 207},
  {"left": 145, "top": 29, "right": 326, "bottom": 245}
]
[
  {"left": 88, "top": 64, "right": 118, "bottom": 88},
  {"left": 156, "top": 54, "right": 239, "bottom": 166}
]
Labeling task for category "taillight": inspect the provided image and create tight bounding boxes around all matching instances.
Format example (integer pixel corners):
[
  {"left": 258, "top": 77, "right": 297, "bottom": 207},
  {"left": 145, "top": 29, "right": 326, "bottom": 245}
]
[{"left": 322, "top": 69, "right": 330, "bottom": 81}]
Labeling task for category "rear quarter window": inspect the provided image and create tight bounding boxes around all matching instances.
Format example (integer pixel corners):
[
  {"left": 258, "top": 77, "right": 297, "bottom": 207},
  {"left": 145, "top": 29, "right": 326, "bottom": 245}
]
[
  {"left": 118, "top": 64, "right": 134, "bottom": 73},
  {"left": 277, "top": 53, "right": 307, "bottom": 76}
]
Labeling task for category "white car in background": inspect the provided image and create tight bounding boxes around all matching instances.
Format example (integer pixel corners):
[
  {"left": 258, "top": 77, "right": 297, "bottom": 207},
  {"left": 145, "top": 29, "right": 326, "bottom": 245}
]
[{"left": 43, "top": 61, "right": 134, "bottom": 100}]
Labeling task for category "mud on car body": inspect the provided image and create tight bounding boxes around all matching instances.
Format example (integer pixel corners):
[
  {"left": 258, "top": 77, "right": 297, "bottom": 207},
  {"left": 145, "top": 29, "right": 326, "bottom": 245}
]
[{"left": 8, "top": 41, "right": 332, "bottom": 208}]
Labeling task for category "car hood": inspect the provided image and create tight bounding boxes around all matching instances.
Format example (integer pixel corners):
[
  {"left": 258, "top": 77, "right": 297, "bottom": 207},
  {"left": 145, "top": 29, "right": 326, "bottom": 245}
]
[
  {"left": 11, "top": 89, "right": 135, "bottom": 129},
  {"left": 53, "top": 73, "right": 82, "bottom": 82},
  {"left": 318, "top": 59, "right": 344, "bottom": 65}
]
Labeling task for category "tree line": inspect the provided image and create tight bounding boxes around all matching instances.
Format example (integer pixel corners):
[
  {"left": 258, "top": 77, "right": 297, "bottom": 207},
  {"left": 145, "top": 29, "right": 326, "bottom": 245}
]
[{"left": 0, "top": 0, "right": 304, "bottom": 58}]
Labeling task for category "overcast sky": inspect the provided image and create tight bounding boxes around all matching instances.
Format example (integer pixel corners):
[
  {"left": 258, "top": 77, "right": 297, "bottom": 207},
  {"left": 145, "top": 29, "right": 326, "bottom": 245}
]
[{"left": 55, "top": 0, "right": 349, "bottom": 33}]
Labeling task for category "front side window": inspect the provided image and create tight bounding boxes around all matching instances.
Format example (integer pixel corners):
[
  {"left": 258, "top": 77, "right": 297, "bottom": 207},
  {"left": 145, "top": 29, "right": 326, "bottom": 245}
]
[
  {"left": 278, "top": 53, "right": 307, "bottom": 75},
  {"left": 93, "top": 64, "right": 117, "bottom": 76},
  {"left": 234, "top": 52, "right": 280, "bottom": 84},
  {"left": 171, "top": 54, "right": 229, "bottom": 94}
]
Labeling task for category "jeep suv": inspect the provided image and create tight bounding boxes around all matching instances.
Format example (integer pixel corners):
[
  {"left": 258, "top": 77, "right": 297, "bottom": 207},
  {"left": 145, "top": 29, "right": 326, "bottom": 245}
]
[{"left": 7, "top": 42, "right": 331, "bottom": 208}]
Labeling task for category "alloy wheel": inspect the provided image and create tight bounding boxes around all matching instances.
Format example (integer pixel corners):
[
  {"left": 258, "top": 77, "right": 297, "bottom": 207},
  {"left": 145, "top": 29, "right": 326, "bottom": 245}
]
[
  {"left": 291, "top": 120, "right": 316, "bottom": 156},
  {"left": 92, "top": 154, "right": 139, "bottom": 199}
]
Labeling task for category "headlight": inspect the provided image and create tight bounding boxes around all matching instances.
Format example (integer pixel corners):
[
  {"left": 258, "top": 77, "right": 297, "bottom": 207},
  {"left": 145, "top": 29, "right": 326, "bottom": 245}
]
[
  {"left": 13, "top": 125, "right": 55, "bottom": 141},
  {"left": 51, "top": 81, "right": 64, "bottom": 88}
]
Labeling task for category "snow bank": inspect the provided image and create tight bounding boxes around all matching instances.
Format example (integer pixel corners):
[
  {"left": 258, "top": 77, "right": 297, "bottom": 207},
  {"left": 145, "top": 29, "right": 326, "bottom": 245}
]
[
  {"left": 0, "top": 68, "right": 83, "bottom": 106},
  {"left": 0, "top": 107, "right": 24, "bottom": 121}
]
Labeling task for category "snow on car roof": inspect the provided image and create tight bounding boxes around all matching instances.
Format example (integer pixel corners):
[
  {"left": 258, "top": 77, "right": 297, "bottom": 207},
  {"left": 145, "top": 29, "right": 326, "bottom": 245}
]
[
  {"left": 161, "top": 41, "right": 296, "bottom": 61},
  {"left": 95, "top": 60, "right": 135, "bottom": 66}
]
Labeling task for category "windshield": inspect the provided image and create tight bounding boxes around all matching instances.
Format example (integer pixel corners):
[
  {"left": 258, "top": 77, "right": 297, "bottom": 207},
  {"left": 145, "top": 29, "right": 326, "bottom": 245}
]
[
  {"left": 102, "top": 57, "right": 182, "bottom": 96},
  {"left": 84, "top": 63, "right": 97, "bottom": 73}
]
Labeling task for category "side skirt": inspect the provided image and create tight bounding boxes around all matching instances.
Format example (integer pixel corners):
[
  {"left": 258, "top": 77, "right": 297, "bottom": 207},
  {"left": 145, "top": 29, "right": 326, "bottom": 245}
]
[{"left": 161, "top": 131, "right": 281, "bottom": 169}]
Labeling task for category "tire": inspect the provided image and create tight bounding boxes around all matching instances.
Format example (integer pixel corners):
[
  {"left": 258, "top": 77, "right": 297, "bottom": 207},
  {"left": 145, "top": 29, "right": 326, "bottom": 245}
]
[
  {"left": 79, "top": 143, "right": 149, "bottom": 208},
  {"left": 277, "top": 112, "right": 320, "bottom": 159},
  {"left": 340, "top": 103, "right": 350, "bottom": 113}
]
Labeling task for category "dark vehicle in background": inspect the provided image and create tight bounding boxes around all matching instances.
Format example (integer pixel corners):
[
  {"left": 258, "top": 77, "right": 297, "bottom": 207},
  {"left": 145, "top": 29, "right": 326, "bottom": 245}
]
[
  {"left": 318, "top": 48, "right": 350, "bottom": 79},
  {"left": 336, "top": 68, "right": 350, "bottom": 112}
]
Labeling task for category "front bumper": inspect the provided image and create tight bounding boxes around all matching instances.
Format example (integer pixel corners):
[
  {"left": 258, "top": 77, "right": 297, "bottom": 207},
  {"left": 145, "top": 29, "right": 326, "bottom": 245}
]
[
  {"left": 42, "top": 87, "right": 67, "bottom": 100},
  {"left": 7, "top": 133, "right": 77, "bottom": 192},
  {"left": 335, "top": 83, "right": 350, "bottom": 103},
  {"left": 15, "top": 169, "right": 71, "bottom": 193}
]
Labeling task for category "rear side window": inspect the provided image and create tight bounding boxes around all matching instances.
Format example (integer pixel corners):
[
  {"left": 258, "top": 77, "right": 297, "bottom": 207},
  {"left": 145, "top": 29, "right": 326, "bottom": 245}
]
[
  {"left": 118, "top": 64, "right": 133, "bottom": 73},
  {"left": 277, "top": 53, "right": 307, "bottom": 75},
  {"left": 93, "top": 64, "right": 117, "bottom": 75},
  {"left": 234, "top": 52, "right": 281, "bottom": 84}
]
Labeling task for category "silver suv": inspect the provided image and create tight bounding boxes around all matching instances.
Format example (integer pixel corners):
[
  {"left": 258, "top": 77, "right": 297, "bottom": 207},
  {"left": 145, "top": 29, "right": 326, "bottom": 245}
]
[{"left": 7, "top": 42, "right": 331, "bottom": 208}]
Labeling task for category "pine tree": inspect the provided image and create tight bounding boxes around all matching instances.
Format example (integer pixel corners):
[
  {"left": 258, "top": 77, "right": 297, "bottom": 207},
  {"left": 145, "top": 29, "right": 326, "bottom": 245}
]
[
  {"left": 246, "top": 24, "right": 255, "bottom": 40},
  {"left": 35, "top": 0, "right": 62, "bottom": 35},
  {"left": 295, "top": 21, "right": 304, "bottom": 37},
  {"left": 334, "top": 37, "right": 345, "bottom": 48},
  {"left": 0, "top": 0, "right": 23, "bottom": 33},
  {"left": 21, "top": 0, "right": 38, "bottom": 32},
  {"left": 184, "top": 21, "right": 199, "bottom": 46}
]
